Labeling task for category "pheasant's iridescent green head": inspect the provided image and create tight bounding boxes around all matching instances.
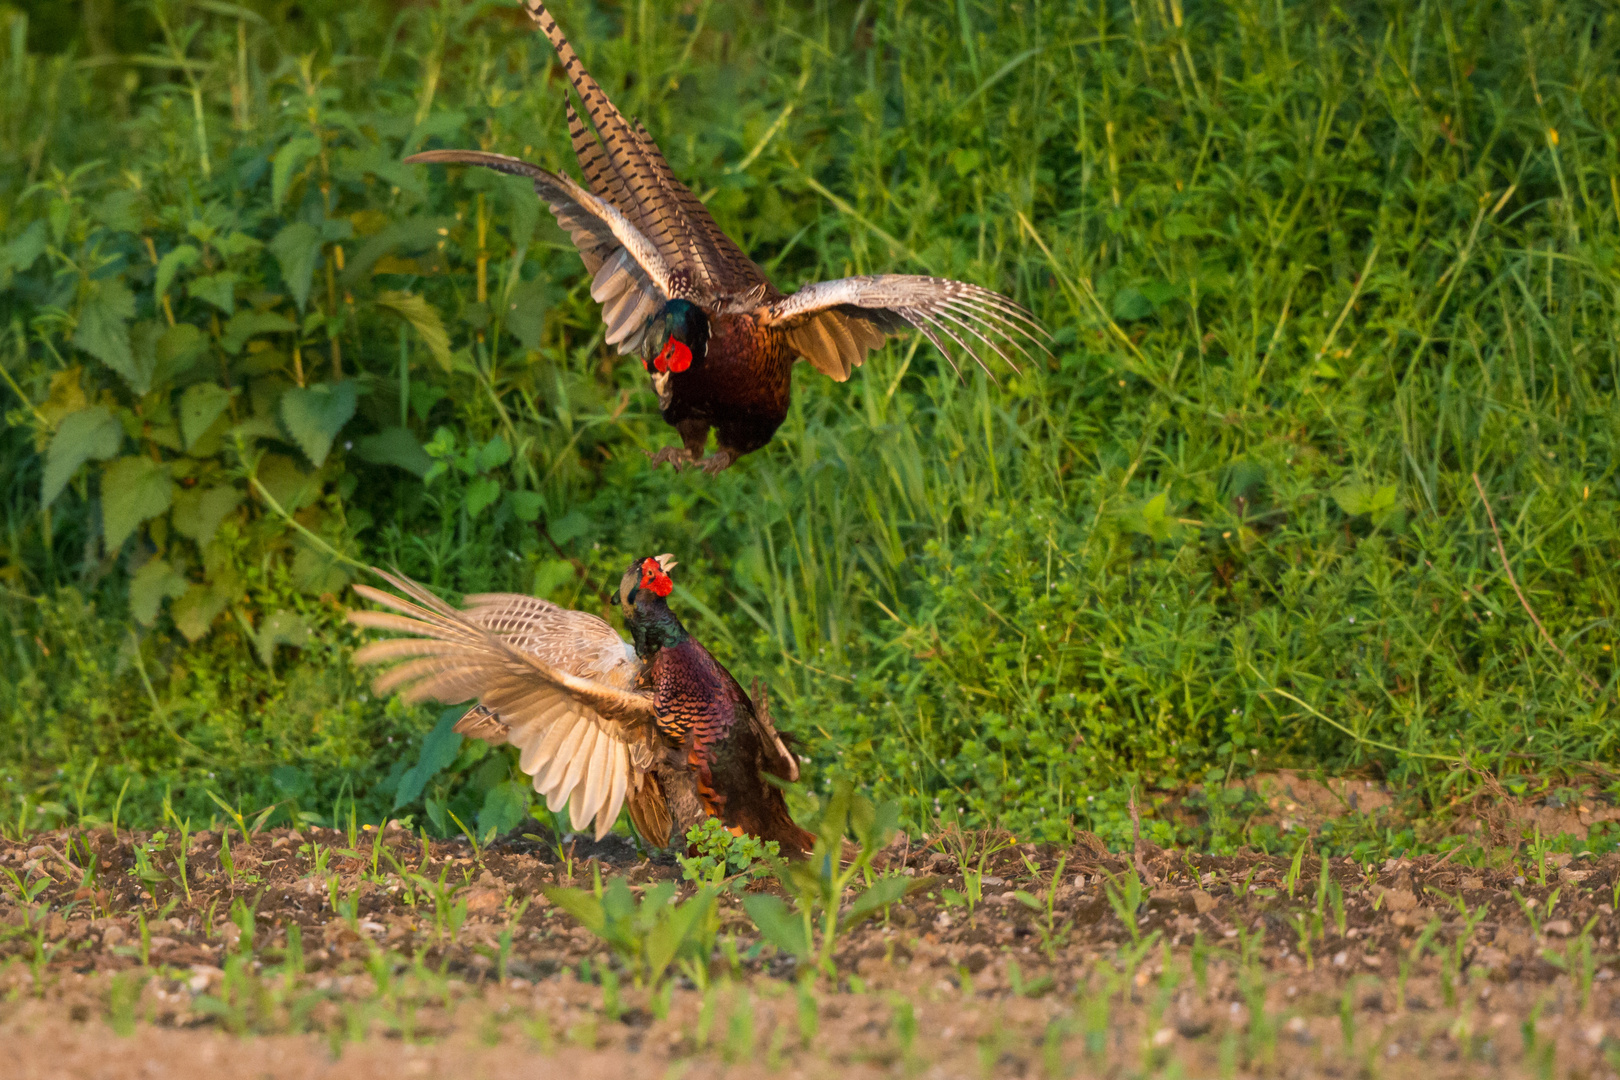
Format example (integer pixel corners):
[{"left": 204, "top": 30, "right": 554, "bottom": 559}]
[
  {"left": 618, "top": 553, "right": 677, "bottom": 619},
  {"left": 649, "top": 300, "right": 708, "bottom": 374}
]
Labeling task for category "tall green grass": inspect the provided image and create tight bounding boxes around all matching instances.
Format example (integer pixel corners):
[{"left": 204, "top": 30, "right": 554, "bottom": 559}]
[{"left": 1, "top": 0, "right": 1617, "bottom": 845}]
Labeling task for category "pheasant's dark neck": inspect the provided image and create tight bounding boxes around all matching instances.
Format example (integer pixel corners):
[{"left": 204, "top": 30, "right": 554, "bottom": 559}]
[{"left": 628, "top": 601, "right": 689, "bottom": 658}]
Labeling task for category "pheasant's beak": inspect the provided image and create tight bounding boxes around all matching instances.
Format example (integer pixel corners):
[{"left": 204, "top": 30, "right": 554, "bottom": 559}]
[{"left": 653, "top": 338, "right": 693, "bottom": 374}]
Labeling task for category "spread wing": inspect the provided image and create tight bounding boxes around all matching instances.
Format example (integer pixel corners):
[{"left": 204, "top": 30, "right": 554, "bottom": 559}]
[
  {"left": 348, "top": 568, "right": 660, "bottom": 840},
  {"left": 403, "top": 149, "right": 673, "bottom": 356},
  {"left": 527, "top": 0, "right": 773, "bottom": 304},
  {"left": 758, "top": 274, "right": 1050, "bottom": 382}
]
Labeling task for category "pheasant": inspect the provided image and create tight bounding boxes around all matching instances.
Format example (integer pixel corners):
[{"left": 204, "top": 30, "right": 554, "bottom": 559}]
[
  {"left": 348, "top": 558, "right": 815, "bottom": 855},
  {"left": 405, "top": 0, "right": 1047, "bottom": 473}
]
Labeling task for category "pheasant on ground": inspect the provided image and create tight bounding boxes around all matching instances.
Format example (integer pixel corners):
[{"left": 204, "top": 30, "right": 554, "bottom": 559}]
[
  {"left": 405, "top": 0, "right": 1047, "bottom": 473},
  {"left": 347, "top": 557, "right": 814, "bottom": 855}
]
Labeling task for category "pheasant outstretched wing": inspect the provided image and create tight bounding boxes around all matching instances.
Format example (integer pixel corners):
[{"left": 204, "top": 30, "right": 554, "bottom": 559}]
[
  {"left": 348, "top": 568, "right": 659, "bottom": 840},
  {"left": 757, "top": 274, "right": 1049, "bottom": 382},
  {"left": 526, "top": 0, "right": 773, "bottom": 303},
  {"left": 403, "top": 149, "right": 674, "bottom": 356}
]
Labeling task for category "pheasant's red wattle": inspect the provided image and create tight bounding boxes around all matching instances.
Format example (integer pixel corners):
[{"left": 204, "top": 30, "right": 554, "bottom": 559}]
[
  {"left": 654, "top": 338, "right": 692, "bottom": 374},
  {"left": 640, "top": 560, "right": 674, "bottom": 597}
]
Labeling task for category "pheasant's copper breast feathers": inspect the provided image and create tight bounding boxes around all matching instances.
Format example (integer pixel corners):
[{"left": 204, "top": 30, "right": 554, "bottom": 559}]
[
  {"left": 759, "top": 274, "right": 1051, "bottom": 382},
  {"left": 347, "top": 568, "right": 659, "bottom": 840}
]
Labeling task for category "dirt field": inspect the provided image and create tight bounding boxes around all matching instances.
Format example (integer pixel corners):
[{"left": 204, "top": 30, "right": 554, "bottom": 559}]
[{"left": 5, "top": 783, "right": 1620, "bottom": 1078}]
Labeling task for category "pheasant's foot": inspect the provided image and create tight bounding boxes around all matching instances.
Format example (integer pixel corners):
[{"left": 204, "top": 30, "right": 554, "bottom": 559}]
[
  {"left": 697, "top": 449, "right": 738, "bottom": 474},
  {"left": 644, "top": 445, "right": 697, "bottom": 471}
]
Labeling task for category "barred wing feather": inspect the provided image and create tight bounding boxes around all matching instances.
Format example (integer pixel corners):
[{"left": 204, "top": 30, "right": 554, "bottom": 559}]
[
  {"left": 348, "top": 569, "right": 658, "bottom": 840},
  {"left": 759, "top": 274, "right": 1049, "bottom": 382},
  {"left": 401, "top": 149, "right": 673, "bottom": 356}
]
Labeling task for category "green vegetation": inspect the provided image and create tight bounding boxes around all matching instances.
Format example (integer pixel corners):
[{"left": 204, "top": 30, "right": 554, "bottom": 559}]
[{"left": 1, "top": 0, "right": 1618, "bottom": 848}]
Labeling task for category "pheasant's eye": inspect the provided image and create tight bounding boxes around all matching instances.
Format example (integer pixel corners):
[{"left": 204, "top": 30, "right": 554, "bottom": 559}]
[{"left": 652, "top": 338, "right": 693, "bottom": 374}]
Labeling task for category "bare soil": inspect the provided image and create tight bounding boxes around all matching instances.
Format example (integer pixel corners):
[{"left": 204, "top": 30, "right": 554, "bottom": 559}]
[{"left": 4, "top": 792, "right": 1620, "bottom": 1078}]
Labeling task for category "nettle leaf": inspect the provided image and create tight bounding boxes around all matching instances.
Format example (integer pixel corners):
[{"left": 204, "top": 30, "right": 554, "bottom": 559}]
[
  {"left": 171, "top": 580, "right": 231, "bottom": 642},
  {"left": 255, "top": 609, "right": 312, "bottom": 670},
  {"left": 42, "top": 405, "right": 123, "bottom": 505},
  {"left": 375, "top": 290, "right": 452, "bottom": 371},
  {"left": 393, "top": 711, "right": 465, "bottom": 810},
  {"left": 129, "top": 558, "right": 189, "bottom": 626},
  {"left": 152, "top": 322, "right": 209, "bottom": 388},
  {"left": 353, "top": 427, "right": 433, "bottom": 477},
  {"left": 477, "top": 779, "right": 529, "bottom": 840},
  {"left": 279, "top": 380, "right": 357, "bottom": 467},
  {"left": 73, "top": 278, "right": 138, "bottom": 389},
  {"left": 477, "top": 435, "right": 512, "bottom": 472},
  {"left": 100, "top": 456, "right": 173, "bottom": 552},
  {"left": 220, "top": 309, "right": 297, "bottom": 355},
  {"left": 179, "top": 382, "right": 234, "bottom": 449},
  {"left": 269, "top": 222, "right": 323, "bottom": 312},
  {"left": 502, "top": 277, "right": 557, "bottom": 351},
  {"left": 465, "top": 476, "right": 501, "bottom": 517},
  {"left": 2, "top": 219, "right": 48, "bottom": 275},
  {"left": 271, "top": 135, "right": 322, "bottom": 211},
  {"left": 154, "top": 243, "right": 201, "bottom": 298},
  {"left": 188, "top": 271, "right": 239, "bottom": 315},
  {"left": 506, "top": 489, "right": 543, "bottom": 523},
  {"left": 172, "top": 485, "right": 243, "bottom": 547}
]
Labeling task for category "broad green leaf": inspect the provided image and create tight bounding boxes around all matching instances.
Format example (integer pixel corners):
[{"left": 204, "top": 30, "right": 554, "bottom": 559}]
[
  {"left": 279, "top": 380, "right": 357, "bottom": 467},
  {"left": 501, "top": 277, "right": 556, "bottom": 351},
  {"left": 392, "top": 711, "right": 465, "bottom": 810},
  {"left": 255, "top": 453, "right": 318, "bottom": 513},
  {"left": 506, "top": 489, "right": 543, "bottom": 523},
  {"left": 171, "top": 580, "right": 230, "bottom": 642},
  {"left": 844, "top": 875, "right": 912, "bottom": 926},
  {"left": 741, "top": 894, "right": 811, "bottom": 960},
  {"left": 476, "top": 779, "right": 529, "bottom": 840},
  {"left": 1111, "top": 287, "right": 1152, "bottom": 321},
  {"left": 42, "top": 405, "right": 123, "bottom": 504},
  {"left": 644, "top": 888, "right": 717, "bottom": 985},
  {"left": 129, "top": 558, "right": 189, "bottom": 626},
  {"left": 352, "top": 427, "right": 433, "bottom": 477},
  {"left": 271, "top": 135, "right": 321, "bottom": 211},
  {"left": 154, "top": 243, "right": 201, "bottom": 298},
  {"left": 179, "top": 382, "right": 234, "bottom": 449},
  {"left": 171, "top": 485, "right": 242, "bottom": 546},
  {"left": 477, "top": 435, "right": 512, "bottom": 472},
  {"left": 100, "top": 456, "right": 173, "bottom": 552},
  {"left": 465, "top": 475, "right": 501, "bottom": 517},
  {"left": 254, "top": 609, "right": 311, "bottom": 669},
  {"left": 269, "top": 222, "right": 323, "bottom": 311},
  {"left": 543, "top": 885, "right": 610, "bottom": 938},
  {"left": 74, "top": 278, "right": 138, "bottom": 389},
  {"left": 375, "top": 290, "right": 452, "bottom": 372},
  {"left": 292, "top": 542, "right": 350, "bottom": 595},
  {"left": 152, "top": 322, "right": 209, "bottom": 388},
  {"left": 2, "top": 219, "right": 48, "bottom": 274},
  {"left": 214, "top": 231, "right": 263, "bottom": 258},
  {"left": 188, "top": 271, "right": 239, "bottom": 314},
  {"left": 220, "top": 309, "right": 298, "bottom": 355}
]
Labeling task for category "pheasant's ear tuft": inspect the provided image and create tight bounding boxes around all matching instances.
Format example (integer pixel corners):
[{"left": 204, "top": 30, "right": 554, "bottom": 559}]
[{"left": 639, "top": 557, "right": 674, "bottom": 597}]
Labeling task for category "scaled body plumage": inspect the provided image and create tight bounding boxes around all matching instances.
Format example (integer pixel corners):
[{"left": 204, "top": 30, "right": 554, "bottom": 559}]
[
  {"left": 348, "top": 559, "right": 812, "bottom": 855},
  {"left": 406, "top": 0, "right": 1047, "bottom": 472}
]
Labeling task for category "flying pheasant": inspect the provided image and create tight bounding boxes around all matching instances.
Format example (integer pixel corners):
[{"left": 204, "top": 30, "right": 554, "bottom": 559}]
[
  {"left": 405, "top": 0, "right": 1046, "bottom": 473},
  {"left": 348, "top": 558, "right": 814, "bottom": 854}
]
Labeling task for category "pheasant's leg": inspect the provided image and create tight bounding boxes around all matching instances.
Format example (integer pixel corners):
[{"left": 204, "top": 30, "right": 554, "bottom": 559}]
[
  {"left": 696, "top": 448, "right": 739, "bottom": 474},
  {"left": 644, "top": 445, "right": 696, "bottom": 471},
  {"left": 644, "top": 419, "right": 712, "bottom": 471}
]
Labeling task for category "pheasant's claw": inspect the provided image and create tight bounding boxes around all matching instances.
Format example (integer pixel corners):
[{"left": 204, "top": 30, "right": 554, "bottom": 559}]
[
  {"left": 697, "top": 450, "right": 738, "bottom": 475},
  {"left": 644, "top": 446, "right": 696, "bottom": 472}
]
